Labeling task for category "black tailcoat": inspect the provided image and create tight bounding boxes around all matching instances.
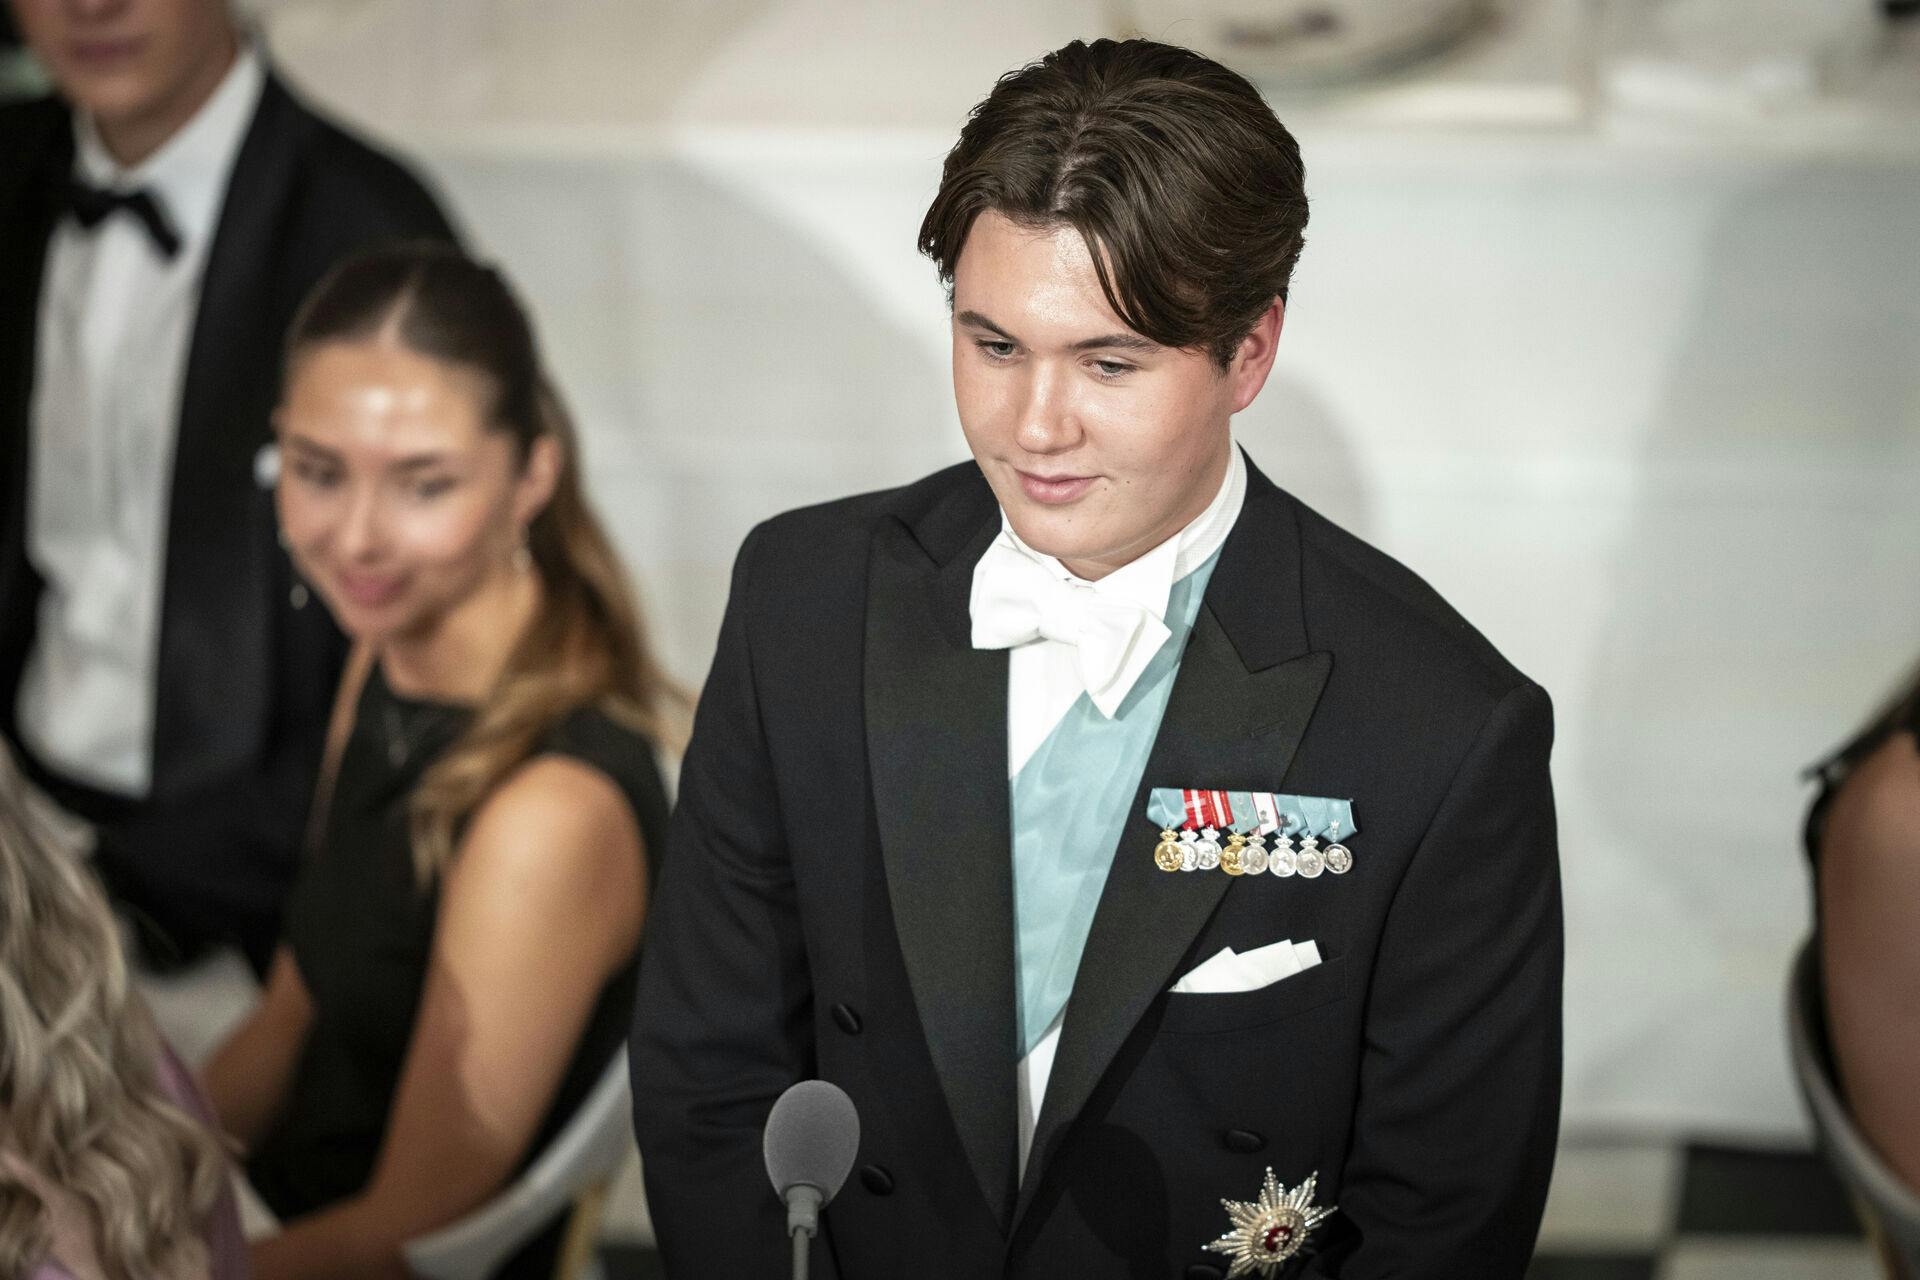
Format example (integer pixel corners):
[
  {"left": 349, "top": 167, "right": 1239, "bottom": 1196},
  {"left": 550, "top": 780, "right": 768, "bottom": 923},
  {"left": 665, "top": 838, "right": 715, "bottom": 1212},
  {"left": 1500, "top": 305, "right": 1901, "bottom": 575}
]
[
  {"left": 631, "top": 457, "right": 1562, "bottom": 1279},
  {"left": 0, "top": 71, "right": 455, "bottom": 966}
]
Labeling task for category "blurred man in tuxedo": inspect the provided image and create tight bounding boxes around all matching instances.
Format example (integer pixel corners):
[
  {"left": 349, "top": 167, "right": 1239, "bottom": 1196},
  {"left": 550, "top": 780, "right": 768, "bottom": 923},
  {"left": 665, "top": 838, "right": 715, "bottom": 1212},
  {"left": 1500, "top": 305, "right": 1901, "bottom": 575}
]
[
  {"left": 633, "top": 37, "right": 1561, "bottom": 1279},
  {"left": 0, "top": 0, "right": 454, "bottom": 972}
]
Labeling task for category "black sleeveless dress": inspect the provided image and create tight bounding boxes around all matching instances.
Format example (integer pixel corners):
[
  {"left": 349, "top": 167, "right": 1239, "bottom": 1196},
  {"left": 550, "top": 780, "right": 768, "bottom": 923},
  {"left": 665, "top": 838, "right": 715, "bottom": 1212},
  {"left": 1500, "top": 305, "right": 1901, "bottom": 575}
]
[{"left": 247, "top": 665, "right": 668, "bottom": 1277}]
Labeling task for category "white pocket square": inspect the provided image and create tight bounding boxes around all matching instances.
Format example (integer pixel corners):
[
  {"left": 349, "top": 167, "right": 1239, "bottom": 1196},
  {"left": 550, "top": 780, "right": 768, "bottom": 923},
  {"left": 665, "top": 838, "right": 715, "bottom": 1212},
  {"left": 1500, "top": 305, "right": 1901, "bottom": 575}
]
[{"left": 1169, "top": 938, "right": 1321, "bottom": 995}]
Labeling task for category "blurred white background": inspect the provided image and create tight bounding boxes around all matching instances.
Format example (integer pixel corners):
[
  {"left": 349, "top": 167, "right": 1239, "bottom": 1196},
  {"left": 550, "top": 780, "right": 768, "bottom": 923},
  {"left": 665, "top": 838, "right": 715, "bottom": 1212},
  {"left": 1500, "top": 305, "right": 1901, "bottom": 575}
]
[{"left": 230, "top": 0, "right": 1920, "bottom": 1145}]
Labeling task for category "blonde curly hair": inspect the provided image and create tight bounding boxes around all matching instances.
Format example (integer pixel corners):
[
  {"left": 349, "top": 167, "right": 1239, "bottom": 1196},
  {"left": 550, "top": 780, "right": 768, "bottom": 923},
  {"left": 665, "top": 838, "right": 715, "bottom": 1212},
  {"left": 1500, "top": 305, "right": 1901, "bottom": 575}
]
[{"left": 0, "top": 749, "right": 227, "bottom": 1278}]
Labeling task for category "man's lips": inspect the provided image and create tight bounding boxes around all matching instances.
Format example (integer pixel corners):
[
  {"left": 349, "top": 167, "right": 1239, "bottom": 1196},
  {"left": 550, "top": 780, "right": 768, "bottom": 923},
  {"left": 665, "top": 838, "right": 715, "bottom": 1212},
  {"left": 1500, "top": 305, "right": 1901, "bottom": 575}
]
[
  {"left": 1016, "top": 469, "right": 1096, "bottom": 505},
  {"left": 67, "top": 37, "right": 146, "bottom": 71}
]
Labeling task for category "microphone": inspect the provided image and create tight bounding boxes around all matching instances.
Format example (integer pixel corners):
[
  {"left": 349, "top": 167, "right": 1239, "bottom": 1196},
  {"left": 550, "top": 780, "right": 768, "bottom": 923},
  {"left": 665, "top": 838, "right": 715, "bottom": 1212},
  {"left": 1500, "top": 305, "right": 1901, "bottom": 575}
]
[{"left": 764, "top": 1080, "right": 860, "bottom": 1280}]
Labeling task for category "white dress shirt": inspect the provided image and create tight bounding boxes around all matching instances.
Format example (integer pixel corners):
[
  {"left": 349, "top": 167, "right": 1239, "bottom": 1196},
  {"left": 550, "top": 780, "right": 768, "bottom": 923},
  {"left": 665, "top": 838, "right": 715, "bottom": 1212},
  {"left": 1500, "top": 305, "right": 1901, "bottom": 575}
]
[{"left": 18, "top": 46, "right": 264, "bottom": 796}]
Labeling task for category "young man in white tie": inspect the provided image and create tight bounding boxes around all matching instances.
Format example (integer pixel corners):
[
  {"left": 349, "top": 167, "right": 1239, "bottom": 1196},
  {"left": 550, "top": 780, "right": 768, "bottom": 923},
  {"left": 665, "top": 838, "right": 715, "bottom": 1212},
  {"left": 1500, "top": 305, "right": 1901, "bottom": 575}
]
[
  {"left": 0, "top": 0, "right": 454, "bottom": 973},
  {"left": 634, "top": 37, "right": 1561, "bottom": 1280}
]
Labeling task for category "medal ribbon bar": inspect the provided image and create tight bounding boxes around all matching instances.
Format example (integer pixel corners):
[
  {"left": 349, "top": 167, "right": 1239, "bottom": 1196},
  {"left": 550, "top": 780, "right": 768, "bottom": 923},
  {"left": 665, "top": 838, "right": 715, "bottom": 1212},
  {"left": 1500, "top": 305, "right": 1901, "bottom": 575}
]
[{"left": 1147, "top": 789, "right": 1358, "bottom": 840}]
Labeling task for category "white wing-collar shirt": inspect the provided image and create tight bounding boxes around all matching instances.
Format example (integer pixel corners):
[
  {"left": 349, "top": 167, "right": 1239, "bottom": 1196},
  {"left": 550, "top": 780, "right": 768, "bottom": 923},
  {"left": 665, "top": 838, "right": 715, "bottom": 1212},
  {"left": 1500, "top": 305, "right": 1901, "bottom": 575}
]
[{"left": 18, "top": 44, "right": 265, "bottom": 796}]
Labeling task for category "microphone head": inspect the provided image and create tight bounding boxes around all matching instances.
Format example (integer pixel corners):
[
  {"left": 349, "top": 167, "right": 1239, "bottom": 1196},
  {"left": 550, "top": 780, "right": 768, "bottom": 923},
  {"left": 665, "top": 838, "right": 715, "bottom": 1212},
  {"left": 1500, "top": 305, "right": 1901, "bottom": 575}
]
[{"left": 763, "top": 1080, "right": 861, "bottom": 1204}]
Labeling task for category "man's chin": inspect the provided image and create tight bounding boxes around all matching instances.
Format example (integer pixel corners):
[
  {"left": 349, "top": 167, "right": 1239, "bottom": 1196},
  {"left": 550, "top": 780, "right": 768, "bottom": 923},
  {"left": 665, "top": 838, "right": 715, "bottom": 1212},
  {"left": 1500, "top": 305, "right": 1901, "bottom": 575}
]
[
  {"left": 68, "top": 78, "right": 164, "bottom": 127},
  {"left": 1004, "top": 512, "right": 1101, "bottom": 567}
]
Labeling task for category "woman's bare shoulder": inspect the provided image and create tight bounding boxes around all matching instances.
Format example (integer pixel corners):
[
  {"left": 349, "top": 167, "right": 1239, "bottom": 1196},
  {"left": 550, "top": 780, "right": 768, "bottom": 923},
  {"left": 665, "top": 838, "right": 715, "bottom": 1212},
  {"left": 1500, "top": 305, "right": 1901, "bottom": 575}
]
[{"left": 446, "top": 754, "right": 642, "bottom": 901}]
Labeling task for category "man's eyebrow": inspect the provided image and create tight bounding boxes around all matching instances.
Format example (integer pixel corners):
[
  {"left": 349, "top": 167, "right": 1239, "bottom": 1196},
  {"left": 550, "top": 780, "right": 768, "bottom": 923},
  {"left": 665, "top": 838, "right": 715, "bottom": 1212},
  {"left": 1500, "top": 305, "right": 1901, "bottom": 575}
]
[
  {"left": 956, "top": 310, "right": 1160, "bottom": 354},
  {"left": 955, "top": 310, "right": 1016, "bottom": 341},
  {"left": 1069, "top": 332, "right": 1160, "bottom": 354}
]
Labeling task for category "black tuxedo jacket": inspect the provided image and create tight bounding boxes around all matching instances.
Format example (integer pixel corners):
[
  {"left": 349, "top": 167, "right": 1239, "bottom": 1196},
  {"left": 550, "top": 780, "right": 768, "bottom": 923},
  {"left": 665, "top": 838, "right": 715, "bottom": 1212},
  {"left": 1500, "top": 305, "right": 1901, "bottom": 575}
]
[
  {"left": 0, "top": 71, "right": 454, "bottom": 965},
  {"left": 631, "top": 457, "right": 1561, "bottom": 1279}
]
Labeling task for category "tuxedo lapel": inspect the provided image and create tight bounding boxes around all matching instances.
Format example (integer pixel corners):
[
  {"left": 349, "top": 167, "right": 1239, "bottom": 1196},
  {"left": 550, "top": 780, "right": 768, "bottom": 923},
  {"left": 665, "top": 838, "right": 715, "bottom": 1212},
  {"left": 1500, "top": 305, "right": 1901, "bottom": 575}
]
[
  {"left": 150, "top": 77, "right": 305, "bottom": 800},
  {"left": 1015, "top": 466, "right": 1331, "bottom": 1224},
  {"left": 864, "top": 473, "right": 1022, "bottom": 1230}
]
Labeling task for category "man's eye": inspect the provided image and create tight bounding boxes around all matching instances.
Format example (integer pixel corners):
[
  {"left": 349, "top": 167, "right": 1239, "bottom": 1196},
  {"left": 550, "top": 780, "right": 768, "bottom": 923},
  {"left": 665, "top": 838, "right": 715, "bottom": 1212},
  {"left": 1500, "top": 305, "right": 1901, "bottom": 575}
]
[
  {"left": 410, "top": 478, "right": 455, "bottom": 500},
  {"left": 1092, "top": 360, "right": 1135, "bottom": 379},
  {"left": 977, "top": 340, "right": 1017, "bottom": 360}
]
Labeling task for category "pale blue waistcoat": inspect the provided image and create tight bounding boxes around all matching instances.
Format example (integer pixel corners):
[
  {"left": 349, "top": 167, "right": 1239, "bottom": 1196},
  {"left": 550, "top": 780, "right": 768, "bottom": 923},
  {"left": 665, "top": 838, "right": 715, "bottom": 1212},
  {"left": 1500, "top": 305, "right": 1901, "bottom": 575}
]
[{"left": 1011, "top": 550, "right": 1221, "bottom": 1055}]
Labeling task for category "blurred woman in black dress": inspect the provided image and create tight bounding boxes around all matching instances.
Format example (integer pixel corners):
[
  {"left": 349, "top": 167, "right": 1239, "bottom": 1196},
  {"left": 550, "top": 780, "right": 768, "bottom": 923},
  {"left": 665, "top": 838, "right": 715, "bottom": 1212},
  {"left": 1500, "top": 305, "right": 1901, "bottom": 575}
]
[{"left": 202, "top": 244, "right": 677, "bottom": 1280}]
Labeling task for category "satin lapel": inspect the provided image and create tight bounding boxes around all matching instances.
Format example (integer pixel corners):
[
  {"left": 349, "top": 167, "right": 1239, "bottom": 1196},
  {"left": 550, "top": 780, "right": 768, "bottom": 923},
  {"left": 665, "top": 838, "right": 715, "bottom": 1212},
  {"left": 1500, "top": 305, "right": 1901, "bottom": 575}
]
[
  {"left": 150, "top": 79, "right": 303, "bottom": 800},
  {"left": 1014, "top": 468, "right": 1331, "bottom": 1224},
  {"left": 864, "top": 483, "right": 1021, "bottom": 1230}
]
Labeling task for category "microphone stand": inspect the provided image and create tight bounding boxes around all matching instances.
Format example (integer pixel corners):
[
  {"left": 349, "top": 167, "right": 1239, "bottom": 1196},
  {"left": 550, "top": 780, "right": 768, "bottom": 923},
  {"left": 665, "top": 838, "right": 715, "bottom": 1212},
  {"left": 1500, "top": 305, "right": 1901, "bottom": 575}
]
[{"left": 787, "top": 1183, "right": 824, "bottom": 1280}]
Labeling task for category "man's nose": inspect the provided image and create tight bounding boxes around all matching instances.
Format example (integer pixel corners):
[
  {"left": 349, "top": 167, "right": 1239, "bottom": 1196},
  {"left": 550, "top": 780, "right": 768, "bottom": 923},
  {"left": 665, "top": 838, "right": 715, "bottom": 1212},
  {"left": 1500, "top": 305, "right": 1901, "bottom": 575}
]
[{"left": 1013, "top": 362, "right": 1084, "bottom": 456}]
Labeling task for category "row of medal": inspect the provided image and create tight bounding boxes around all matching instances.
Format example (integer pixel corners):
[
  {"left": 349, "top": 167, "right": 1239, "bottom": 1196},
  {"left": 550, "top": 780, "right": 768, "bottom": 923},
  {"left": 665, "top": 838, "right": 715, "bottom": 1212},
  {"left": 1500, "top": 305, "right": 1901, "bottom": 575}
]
[{"left": 1145, "top": 789, "right": 1358, "bottom": 879}]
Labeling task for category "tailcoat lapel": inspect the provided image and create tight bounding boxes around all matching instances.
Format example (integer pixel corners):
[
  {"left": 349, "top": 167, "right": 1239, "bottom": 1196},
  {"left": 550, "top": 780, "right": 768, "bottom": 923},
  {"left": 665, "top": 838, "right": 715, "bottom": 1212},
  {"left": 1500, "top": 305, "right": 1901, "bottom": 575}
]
[
  {"left": 150, "top": 77, "right": 305, "bottom": 800},
  {"left": 864, "top": 471, "right": 1022, "bottom": 1229},
  {"left": 1014, "top": 465, "right": 1332, "bottom": 1225}
]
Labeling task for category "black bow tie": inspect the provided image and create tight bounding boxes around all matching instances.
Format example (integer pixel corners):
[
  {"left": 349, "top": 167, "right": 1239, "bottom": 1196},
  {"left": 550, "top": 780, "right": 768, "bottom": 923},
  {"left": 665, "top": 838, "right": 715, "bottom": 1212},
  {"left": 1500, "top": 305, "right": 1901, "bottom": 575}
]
[{"left": 64, "top": 178, "right": 182, "bottom": 260}]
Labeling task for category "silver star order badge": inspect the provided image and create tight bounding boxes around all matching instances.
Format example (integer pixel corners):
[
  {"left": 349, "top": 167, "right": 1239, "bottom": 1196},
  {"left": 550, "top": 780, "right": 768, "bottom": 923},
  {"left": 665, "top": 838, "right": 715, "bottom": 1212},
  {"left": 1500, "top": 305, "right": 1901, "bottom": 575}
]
[{"left": 1204, "top": 1168, "right": 1335, "bottom": 1277}]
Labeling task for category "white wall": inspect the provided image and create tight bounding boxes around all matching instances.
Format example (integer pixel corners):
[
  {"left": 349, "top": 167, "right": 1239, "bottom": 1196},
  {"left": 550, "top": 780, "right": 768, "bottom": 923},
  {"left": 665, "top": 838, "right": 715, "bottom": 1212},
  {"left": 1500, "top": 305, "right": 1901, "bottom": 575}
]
[{"left": 263, "top": 0, "right": 1920, "bottom": 1139}]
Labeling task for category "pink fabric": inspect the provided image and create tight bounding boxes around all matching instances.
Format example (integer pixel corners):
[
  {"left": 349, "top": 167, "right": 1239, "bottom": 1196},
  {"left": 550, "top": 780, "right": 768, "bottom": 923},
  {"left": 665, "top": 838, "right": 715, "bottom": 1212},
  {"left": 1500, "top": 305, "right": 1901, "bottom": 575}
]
[{"left": 154, "top": 1044, "right": 250, "bottom": 1280}]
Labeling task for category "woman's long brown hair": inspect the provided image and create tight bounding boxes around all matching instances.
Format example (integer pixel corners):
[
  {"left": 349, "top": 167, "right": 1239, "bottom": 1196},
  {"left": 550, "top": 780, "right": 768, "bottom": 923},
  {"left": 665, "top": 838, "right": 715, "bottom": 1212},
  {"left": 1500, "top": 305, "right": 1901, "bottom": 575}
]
[{"left": 287, "top": 244, "right": 682, "bottom": 881}]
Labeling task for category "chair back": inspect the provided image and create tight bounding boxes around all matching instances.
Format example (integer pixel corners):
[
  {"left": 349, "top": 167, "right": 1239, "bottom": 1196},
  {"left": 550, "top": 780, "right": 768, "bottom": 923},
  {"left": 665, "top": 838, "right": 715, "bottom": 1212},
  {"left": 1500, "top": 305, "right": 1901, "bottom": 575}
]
[
  {"left": 403, "top": 1047, "right": 633, "bottom": 1280},
  {"left": 1788, "top": 938, "right": 1920, "bottom": 1279}
]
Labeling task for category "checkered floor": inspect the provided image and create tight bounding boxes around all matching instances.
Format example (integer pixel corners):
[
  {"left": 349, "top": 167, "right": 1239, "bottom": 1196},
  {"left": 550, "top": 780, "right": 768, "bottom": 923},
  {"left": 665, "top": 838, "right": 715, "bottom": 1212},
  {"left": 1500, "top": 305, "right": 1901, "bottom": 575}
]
[
  {"left": 1527, "top": 1142, "right": 1876, "bottom": 1280},
  {"left": 599, "top": 1142, "right": 1878, "bottom": 1279}
]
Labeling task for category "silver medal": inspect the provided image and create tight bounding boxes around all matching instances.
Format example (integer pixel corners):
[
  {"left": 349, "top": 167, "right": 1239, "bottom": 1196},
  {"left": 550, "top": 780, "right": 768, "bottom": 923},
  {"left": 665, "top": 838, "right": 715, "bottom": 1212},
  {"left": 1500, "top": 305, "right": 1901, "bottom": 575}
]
[
  {"left": 1194, "top": 827, "right": 1222, "bottom": 872},
  {"left": 1269, "top": 837, "right": 1296, "bottom": 877},
  {"left": 1295, "top": 834, "right": 1325, "bottom": 879},
  {"left": 1242, "top": 837, "right": 1269, "bottom": 875},
  {"left": 1179, "top": 829, "right": 1199, "bottom": 872},
  {"left": 1324, "top": 819, "right": 1353, "bottom": 875}
]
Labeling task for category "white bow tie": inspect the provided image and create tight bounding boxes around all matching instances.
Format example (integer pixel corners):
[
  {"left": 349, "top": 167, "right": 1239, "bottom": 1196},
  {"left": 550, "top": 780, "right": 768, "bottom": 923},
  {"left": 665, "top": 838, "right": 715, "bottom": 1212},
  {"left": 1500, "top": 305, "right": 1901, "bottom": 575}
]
[{"left": 969, "top": 534, "right": 1173, "bottom": 718}]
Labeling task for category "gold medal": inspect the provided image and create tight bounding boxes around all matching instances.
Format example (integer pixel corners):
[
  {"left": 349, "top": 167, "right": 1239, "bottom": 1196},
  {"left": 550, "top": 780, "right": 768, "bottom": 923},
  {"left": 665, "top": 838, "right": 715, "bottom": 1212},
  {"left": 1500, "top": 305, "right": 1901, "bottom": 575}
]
[
  {"left": 1220, "top": 832, "right": 1248, "bottom": 876},
  {"left": 1153, "top": 827, "right": 1185, "bottom": 872}
]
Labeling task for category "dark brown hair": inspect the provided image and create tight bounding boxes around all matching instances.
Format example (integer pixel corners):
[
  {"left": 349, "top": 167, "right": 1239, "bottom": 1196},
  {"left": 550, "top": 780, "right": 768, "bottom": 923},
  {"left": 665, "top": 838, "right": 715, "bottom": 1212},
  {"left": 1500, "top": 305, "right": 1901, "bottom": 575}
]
[
  {"left": 286, "top": 243, "right": 681, "bottom": 880},
  {"left": 919, "top": 38, "right": 1308, "bottom": 369}
]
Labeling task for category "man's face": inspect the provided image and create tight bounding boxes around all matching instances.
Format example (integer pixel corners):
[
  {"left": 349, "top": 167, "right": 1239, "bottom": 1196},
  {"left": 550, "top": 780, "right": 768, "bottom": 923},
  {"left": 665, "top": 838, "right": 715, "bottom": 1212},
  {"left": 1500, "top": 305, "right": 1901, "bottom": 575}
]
[
  {"left": 950, "top": 211, "right": 1277, "bottom": 581},
  {"left": 11, "top": 0, "right": 233, "bottom": 143}
]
